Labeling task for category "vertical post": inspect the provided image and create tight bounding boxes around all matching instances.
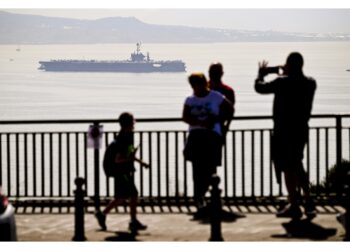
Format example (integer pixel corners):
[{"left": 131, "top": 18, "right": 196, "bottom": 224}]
[
  {"left": 93, "top": 122, "right": 101, "bottom": 212},
  {"left": 336, "top": 115, "right": 342, "bottom": 168},
  {"left": 209, "top": 175, "right": 224, "bottom": 241},
  {"left": 72, "top": 177, "right": 86, "bottom": 241}
]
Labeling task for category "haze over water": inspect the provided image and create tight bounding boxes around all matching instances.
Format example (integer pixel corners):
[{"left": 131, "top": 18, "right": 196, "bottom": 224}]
[{"left": 0, "top": 42, "right": 349, "bottom": 125}]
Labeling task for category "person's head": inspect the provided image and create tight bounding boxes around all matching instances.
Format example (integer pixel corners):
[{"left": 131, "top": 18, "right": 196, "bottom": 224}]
[
  {"left": 188, "top": 73, "right": 209, "bottom": 96},
  {"left": 284, "top": 52, "right": 304, "bottom": 76},
  {"left": 209, "top": 62, "right": 224, "bottom": 84},
  {"left": 118, "top": 112, "right": 135, "bottom": 132}
]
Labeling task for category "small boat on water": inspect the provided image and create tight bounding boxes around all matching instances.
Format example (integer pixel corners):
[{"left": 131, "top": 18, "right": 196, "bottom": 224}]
[{"left": 38, "top": 43, "right": 186, "bottom": 73}]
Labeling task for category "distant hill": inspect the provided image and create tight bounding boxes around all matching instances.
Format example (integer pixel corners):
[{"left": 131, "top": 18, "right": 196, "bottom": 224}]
[{"left": 1, "top": 10, "right": 349, "bottom": 44}]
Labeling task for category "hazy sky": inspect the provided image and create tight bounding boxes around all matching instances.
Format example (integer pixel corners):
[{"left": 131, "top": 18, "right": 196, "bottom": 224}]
[{"left": 2, "top": 1, "right": 350, "bottom": 33}]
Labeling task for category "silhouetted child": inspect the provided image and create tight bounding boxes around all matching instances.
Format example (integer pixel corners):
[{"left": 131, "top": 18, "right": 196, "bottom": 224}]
[{"left": 95, "top": 112, "right": 149, "bottom": 231}]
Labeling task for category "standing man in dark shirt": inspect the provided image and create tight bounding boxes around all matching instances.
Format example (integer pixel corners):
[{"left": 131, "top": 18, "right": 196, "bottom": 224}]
[
  {"left": 208, "top": 62, "right": 235, "bottom": 136},
  {"left": 255, "top": 52, "right": 317, "bottom": 219}
]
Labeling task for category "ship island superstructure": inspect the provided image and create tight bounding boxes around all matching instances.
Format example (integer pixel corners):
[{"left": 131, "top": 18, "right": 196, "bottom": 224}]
[{"left": 38, "top": 43, "right": 186, "bottom": 73}]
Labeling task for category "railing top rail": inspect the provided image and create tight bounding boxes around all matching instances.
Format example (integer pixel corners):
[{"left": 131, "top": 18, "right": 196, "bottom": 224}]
[{"left": 0, "top": 114, "right": 349, "bottom": 125}]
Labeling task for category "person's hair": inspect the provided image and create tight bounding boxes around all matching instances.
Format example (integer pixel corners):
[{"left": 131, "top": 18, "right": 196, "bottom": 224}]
[
  {"left": 209, "top": 62, "right": 223, "bottom": 75},
  {"left": 188, "top": 73, "right": 207, "bottom": 87},
  {"left": 118, "top": 112, "right": 134, "bottom": 128},
  {"left": 286, "top": 52, "right": 304, "bottom": 72}
]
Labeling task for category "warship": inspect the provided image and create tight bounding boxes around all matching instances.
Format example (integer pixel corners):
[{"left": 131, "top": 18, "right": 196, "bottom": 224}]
[{"left": 38, "top": 43, "right": 186, "bottom": 73}]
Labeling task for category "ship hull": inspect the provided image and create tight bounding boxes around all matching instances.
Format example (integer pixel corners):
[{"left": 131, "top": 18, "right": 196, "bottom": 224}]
[{"left": 38, "top": 61, "right": 186, "bottom": 73}]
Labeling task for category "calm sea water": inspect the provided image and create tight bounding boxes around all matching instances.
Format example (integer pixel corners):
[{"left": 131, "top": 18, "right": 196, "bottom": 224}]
[{"left": 0, "top": 42, "right": 350, "bottom": 123}]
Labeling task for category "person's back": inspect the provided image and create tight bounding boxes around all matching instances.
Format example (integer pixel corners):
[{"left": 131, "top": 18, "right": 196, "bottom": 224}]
[{"left": 271, "top": 74, "right": 316, "bottom": 133}]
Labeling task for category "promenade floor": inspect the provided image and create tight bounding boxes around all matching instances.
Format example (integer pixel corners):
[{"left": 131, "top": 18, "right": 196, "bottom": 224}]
[{"left": 14, "top": 205, "right": 347, "bottom": 242}]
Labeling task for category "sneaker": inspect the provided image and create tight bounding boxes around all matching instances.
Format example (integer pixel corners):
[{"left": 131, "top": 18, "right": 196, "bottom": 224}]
[
  {"left": 95, "top": 211, "right": 107, "bottom": 231},
  {"left": 336, "top": 213, "right": 346, "bottom": 229},
  {"left": 276, "top": 204, "right": 302, "bottom": 219},
  {"left": 129, "top": 219, "right": 147, "bottom": 232},
  {"left": 304, "top": 201, "right": 317, "bottom": 219}
]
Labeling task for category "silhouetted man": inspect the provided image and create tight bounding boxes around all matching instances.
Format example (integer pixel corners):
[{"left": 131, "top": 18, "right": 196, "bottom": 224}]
[
  {"left": 255, "top": 52, "right": 317, "bottom": 219},
  {"left": 209, "top": 62, "right": 235, "bottom": 136}
]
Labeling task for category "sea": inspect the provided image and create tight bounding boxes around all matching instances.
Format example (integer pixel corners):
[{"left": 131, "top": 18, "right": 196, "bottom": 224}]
[
  {"left": 0, "top": 42, "right": 350, "bottom": 196},
  {"left": 1, "top": 42, "right": 350, "bottom": 123}
]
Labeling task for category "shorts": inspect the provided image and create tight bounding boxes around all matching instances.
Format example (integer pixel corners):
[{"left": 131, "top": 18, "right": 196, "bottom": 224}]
[
  {"left": 113, "top": 173, "right": 138, "bottom": 199},
  {"left": 271, "top": 131, "right": 307, "bottom": 171}
]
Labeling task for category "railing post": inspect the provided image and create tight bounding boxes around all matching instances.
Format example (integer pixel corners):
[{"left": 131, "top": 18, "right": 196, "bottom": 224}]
[
  {"left": 336, "top": 115, "right": 342, "bottom": 168},
  {"left": 92, "top": 122, "right": 101, "bottom": 212},
  {"left": 72, "top": 177, "right": 86, "bottom": 241},
  {"left": 209, "top": 174, "right": 224, "bottom": 241}
]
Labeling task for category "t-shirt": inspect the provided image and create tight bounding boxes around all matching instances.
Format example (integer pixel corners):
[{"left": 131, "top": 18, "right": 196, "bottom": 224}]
[
  {"left": 184, "top": 90, "right": 225, "bottom": 136},
  {"left": 115, "top": 132, "right": 135, "bottom": 173}
]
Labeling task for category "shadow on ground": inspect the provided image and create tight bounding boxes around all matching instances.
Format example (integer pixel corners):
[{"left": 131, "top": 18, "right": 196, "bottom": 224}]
[
  {"left": 105, "top": 231, "right": 139, "bottom": 241},
  {"left": 271, "top": 219, "right": 337, "bottom": 240},
  {"left": 189, "top": 206, "right": 246, "bottom": 224}
]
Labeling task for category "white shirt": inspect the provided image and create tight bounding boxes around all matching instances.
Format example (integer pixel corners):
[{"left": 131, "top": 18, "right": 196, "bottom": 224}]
[{"left": 185, "top": 90, "right": 225, "bottom": 136}]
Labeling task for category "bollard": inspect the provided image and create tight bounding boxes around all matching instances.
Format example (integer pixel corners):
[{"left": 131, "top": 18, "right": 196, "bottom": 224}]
[
  {"left": 72, "top": 177, "right": 87, "bottom": 241},
  {"left": 345, "top": 172, "right": 350, "bottom": 241},
  {"left": 209, "top": 174, "right": 224, "bottom": 241}
]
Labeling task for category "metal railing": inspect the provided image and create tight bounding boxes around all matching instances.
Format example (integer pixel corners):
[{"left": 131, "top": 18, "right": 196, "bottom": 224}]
[{"left": 0, "top": 114, "right": 349, "bottom": 206}]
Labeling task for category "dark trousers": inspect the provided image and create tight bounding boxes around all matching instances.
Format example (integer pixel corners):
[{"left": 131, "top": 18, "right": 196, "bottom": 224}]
[{"left": 192, "top": 161, "right": 217, "bottom": 203}]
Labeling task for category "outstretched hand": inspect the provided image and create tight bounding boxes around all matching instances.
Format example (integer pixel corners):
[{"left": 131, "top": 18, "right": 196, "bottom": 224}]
[
  {"left": 258, "top": 60, "right": 269, "bottom": 78},
  {"left": 135, "top": 158, "right": 150, "bottom": 169}
]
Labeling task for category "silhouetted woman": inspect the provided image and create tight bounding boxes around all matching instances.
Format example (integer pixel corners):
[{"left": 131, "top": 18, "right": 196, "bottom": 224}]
[{"left": 182, "top": 73, "right": 233, "bottom": 210}]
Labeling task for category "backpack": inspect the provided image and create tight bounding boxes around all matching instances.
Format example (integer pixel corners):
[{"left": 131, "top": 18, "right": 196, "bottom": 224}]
[{"left": 103, "top": 140, "right": 119, "bottom": 177}]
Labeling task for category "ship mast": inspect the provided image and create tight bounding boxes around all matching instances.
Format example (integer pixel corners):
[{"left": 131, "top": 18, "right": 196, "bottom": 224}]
[{"left": 136, "top": 42, "right": 141, "bottom": 54}]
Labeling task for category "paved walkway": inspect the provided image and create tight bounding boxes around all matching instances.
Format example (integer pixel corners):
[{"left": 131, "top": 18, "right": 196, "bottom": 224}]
[{"left": 15, "top": 206, "right": 346, "bottom": 241}]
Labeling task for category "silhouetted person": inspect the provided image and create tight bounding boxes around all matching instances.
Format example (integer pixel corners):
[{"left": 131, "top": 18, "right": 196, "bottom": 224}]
[
  {"left": 208, "top": 62, "right": 235, "bottom": 136},
  {"left": 255, "top": 52, "right": 317, "bottom": 219},
  {"left": 182, "top": 73, "right": 233, "bottom": 211},
  {"left": 95, "top": 112, "right": 149, "bottom": 231}
]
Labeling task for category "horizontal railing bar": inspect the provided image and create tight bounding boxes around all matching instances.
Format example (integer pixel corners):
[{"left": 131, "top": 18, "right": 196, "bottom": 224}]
[
  {"left": 1, "top": 126, "right": 348, "bottom": 137},
  {"left": 1, "top": 114, "right": 350, "bottom": 125}
]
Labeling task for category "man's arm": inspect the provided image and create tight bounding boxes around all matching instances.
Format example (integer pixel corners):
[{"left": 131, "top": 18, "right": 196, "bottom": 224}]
[
  {"left": 115, "top": 151, "right": 149, "bottom": 168},
  {"left": 182, "top": 104, "right": 199, "bottom": 126},
  {"left": 219, "top": 98, "right": 234, "bottom": 136}
]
